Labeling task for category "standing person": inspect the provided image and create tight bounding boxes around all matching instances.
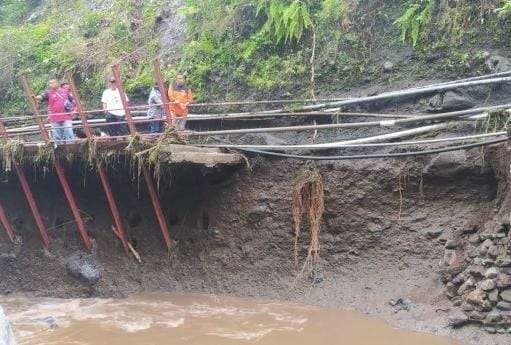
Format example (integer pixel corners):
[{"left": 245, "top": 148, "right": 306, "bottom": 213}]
[
  {"left": 147, "top": 84, "right": 164, "bottom": 134},
  {"left": 168, "top": 74, "right": 193, "bottom": 131},
  {"left": 60, "top": 82, "right": 77, "bottom": 115},
  {"left": 101, "top": 77, "right": 128, "bottom": 136},
  {"left": 35, "top": 79, "right": 75, "bottom": 145}
]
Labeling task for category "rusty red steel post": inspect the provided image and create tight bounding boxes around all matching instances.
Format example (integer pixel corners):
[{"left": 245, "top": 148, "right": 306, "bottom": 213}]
[
  {"left": 0, "top": 118, "right": 50, "bottom": 247},
  {"left": 111, "top": 64, "right": 173, "bottom": 250},
  {"left": 65, "top": 71, "right": 130, "bottom": 255},
  {"left": 152, "top": 58, "right": 173, "bottom": 125},
  {"left": 19, "top": 74, "right": 93, "bottom": 252},
  {"left": 0, "top": 203, "right": 15, "bottom": 243}
]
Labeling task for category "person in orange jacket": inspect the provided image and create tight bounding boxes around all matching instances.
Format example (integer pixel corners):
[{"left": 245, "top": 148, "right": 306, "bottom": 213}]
[{"left": 168, "top": 74, "right": 193, "bottom": 130}]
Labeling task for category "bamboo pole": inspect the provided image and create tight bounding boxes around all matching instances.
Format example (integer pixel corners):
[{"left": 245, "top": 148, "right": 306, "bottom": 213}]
[
  {"left": 302, "top": 76, "right": 511, "bottom": 111},
  {"left": 187, "top": 103, "right": 510, "bottom": 137},
  {"left": 202, "top": 125, "right": 508, "bottom": 151},
  {"left": 186, "top": 71, "right": 511, "bottom": 108}
]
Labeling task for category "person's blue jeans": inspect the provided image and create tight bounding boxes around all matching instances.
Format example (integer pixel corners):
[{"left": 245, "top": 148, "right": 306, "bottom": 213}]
[
  {"left": 150, "top": 119, "right": 163, "bottom": 134},
  {"left": 51, "top": 120, "right": 75, "bottom": 144}
]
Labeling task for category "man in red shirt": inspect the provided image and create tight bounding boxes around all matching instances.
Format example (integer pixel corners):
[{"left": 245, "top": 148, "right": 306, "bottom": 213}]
[{"left": 35, "top": 79, "right": 75, "bottom": 145}]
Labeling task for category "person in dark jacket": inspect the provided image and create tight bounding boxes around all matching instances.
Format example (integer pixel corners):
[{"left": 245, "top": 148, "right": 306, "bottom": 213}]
[{"left": 147, "top": 84, "right": 164, "bottom": 134}]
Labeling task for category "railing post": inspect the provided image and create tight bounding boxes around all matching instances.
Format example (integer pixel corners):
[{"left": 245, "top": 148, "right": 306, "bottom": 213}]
[
  {"left": 65, "top": 71, "right": 130, "bottom": 255},
  {"left": 0, "top": 118, "right": 50, "bottom": 247},
  {"left": 20, "top": 73, "right": 93, "bottom": 252},
  {"left": 111, "top": 64, "right": 173, "bottom": 251},
  {"left": 152, "top": 58, "right": 173, "bottom": 125},
  {"left": 0, "top": 203, "right": 15, "bottom": 243}
]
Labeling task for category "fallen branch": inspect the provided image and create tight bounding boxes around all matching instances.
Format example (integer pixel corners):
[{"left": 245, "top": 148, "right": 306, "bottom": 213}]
[{"left": 112, "top": 225, "right": 141, "bottom": 263}]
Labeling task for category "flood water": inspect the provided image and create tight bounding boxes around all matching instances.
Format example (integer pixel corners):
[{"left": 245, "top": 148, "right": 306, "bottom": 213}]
[{"left": 0, "top": 293, "right": 460, "bottom": 345}]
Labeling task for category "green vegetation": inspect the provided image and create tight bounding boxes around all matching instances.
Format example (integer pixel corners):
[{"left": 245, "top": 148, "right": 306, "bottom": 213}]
[
  {"left": 256, "top": 0, "right": 312, "bottom": 43},
  {"left": 498, "top": 0, "right": 511, "bottom": 17},
  {"left": 0, "top": 0, "right": 165, "bottom": 114},
  {"left": 395, "top": 0, "right": 511, "bottom": 48},
  {"left": 394, "top": 1, "right": 433, "bottom": 47},
  {"left": 1, "top": 0, "right": 511, "bottom": 116},
  {"left": 179, "top": 0, "right": 361, "bottom": 100}
]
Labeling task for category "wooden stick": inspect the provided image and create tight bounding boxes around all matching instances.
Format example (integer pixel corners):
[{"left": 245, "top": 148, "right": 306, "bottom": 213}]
[{"left": 112, "top": 225, "right": 141, "bottom": 263}]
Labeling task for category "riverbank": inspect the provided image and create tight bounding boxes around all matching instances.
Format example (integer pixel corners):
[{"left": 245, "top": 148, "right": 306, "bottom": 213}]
[
  {"left": 2, "top": 77, "right": 511, "bottom": 345},
  {"left": 0, "top": 149, "right": 508, "bottom": 345}
]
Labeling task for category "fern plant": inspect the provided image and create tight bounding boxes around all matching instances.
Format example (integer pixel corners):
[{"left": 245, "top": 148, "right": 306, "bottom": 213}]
[
  {"left": 256, "top": 0, "right": 312, "bottom": 43},
  {"left": 394, "top": 0, "right": 433, "bottom": 47},
  {"left": 497, "top": 0, "right": 511, "bottom": 17}
]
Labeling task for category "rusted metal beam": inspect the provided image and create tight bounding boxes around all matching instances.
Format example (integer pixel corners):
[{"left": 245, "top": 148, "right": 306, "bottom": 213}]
[
  {"left": 20, "top": 73, "right": 93, "bottom": 252},
  {"left": 0, "top": 203, "right": 15, "bottom": 243},
  {"left": 65, "top": 71, "right": 130, "bottom": 255},
  {"left": 0, "top": 118, "right": 50, "bottom": 247},
  {"left": 112, "top": 64, "right": 173, "bottom": 251},
  {"left": 152, "top": 58, "right": 173, "bottom": 125}
]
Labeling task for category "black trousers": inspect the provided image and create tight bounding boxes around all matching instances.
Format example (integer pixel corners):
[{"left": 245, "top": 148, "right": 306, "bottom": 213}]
[{"left": 105, "top": 113, "right": 129, "bottom": 136}]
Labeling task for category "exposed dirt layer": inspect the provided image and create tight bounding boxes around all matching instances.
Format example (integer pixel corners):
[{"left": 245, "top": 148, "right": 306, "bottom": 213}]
[
  {"left": 0, "top": 145, "right": 508, "bottom": 345},
  {"left": 2, "top": 81, "right": 511, "bottom": 345}
]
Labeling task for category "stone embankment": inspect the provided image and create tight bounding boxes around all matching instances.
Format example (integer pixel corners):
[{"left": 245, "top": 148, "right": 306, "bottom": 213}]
[{"left": 440, "top": 223, "right": 511, "bottom": 333}]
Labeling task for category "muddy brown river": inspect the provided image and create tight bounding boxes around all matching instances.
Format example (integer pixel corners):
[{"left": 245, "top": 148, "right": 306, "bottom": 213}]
[{"left": 0, "top": 293, "right": 460, "bottom": 345}]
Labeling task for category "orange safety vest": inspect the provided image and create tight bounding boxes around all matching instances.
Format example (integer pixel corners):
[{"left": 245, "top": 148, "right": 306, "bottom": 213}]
[{"left": 168, "top": 87, "right": 193, "bottom": 117}]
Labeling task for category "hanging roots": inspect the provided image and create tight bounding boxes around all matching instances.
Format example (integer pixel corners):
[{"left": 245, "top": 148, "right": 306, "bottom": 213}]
[
  {"left": 147, "top": 125, "right": 187, "bottom": 165},
  {"left": 132, "top": 126, "right": 187, "bottom": 188},
  {"left": 292, "top": 164, "right": 325, "bottom": 273},
  {"left": 396, "top": 163, "right": 410, "bottom": 222},
  {"left": 125, "top": 133, "right": 148, "bottom": 180},
  {"left": 1, "top": 139, "right": 24, "bottom": 172},
  {"left": 85, "top": 138, "right": 98, "bottom": 167},
  {"left": 34, "top": 142, "right": 55, "bottom": 169}
]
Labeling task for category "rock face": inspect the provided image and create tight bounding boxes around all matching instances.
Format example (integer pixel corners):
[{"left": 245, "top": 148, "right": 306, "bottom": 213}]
[
  {"left": 382, "top": 61, "right": 394, "bottom": 73},
  {"left": 0, "top": 306, "right": 16, "bottom": 345},
  {"left": 428, "top": 90, "right": 475, "bottom": 112},
  {"left": 447, "top": 310, "right": 469, "bottom": 328},
  {"left": 501, "top": 289, "right": 511, "bottom": 303},
  {"left": 65, "top": 254, "right": 102, "bottom": 286},
  {"left": 425, "top": 228, "right": 443, "bottom": 239},
  {"left": 441, "top": 223, "right": 511, "bottom": 333}
]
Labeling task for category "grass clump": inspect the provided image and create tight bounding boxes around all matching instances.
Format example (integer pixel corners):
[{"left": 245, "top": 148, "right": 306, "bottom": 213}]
[{"left": 479, "top": 109, "right": 511, "bottom": 134}]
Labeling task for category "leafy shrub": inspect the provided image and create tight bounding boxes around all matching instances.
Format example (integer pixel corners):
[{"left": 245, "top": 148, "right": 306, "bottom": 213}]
[
  {"left": 0, "top": 0, "right": 165, "bottom": 113},
  {"left": 256, "top": 0, "right": 312, "bottom": 43},
  {"left": 396, "top": 0, "right": 504, "bottom": 48},
  {"left": 0, "top": 0, "right": 31, "bottom": 25},
  {"left": 394, "top": 0, "right": 433, "bottom": 47},
  {"left": 78, "top": 11, "right": 108, "bottom": 38},
  {"left": 497, "top": 0, "right": 511, "bottom": 17}
]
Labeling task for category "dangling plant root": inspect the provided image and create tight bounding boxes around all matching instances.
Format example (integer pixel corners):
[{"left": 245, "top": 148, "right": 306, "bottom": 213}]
[
  {"left": 396, "top": 163, "right": 410, "bottom": 222},
  {"left": 33, "top": 142, "right": 55, "bottom": 169},
  {"left": 85, "top": 138, "right": 98, "bottom": 167},
  {"left": 292, "top": 164, "right": 325, "bottom": 274},
  {"left": 125, "top": 133, "right": 148, "bottom": 181},
  {"left": 1, "top": 139, "right": 24, "bottom": 172},
  {"left": 132, "top": 126, "right": 187, "bottom": 187}
]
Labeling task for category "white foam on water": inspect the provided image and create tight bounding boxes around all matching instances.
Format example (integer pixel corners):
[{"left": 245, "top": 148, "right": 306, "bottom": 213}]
[
  {"left": 0, "top": 306, "right": 16, "bottom": 345},
  {"left": 0, "top": 294, "right": 461, "bottom": 345},
  {"left": 206, "top": 329, "right": 274, "bottom": 341},
  {"left": 116, "top": 318, "right": 153, "bottom": 333},
  {"left": 267, "top": 311, "right": 308, "bottom": 325}
]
